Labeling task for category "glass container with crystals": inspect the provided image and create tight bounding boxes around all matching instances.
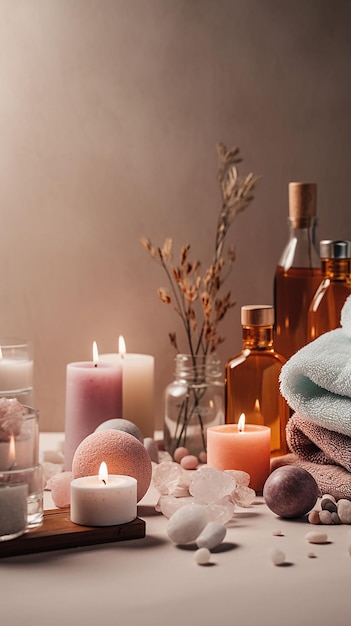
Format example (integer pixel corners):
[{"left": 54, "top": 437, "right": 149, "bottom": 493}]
[
  {"left": 225, "top": 305, "right": 290, "bottom": 457},
  {"left": 308, "top": 240, "right": 351, "bottom": 340},
  {"left": 274, "top": 182, "right": 321, "bottom": 360},
  {"left": 163, "top": 353, "right": 225, "bottom": 458}
]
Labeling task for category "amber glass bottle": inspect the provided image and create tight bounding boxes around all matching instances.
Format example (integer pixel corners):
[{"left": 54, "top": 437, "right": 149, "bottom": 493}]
[
  {"left": 274, "top": 182, "right": 321, "bottom": 360},
  {"left": 308, "top": 240, "right": 351, "bottom": 340},
  {"left": 225, "top": 305, "right": 290, "bottom": 457}
]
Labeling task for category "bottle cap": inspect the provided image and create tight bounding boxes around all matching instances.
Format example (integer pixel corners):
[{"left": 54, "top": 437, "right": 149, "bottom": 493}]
[
  {"left": 288, "top": 182, "right": 317, "bottom": 219},
  {"left": 241, "top": 305, "right": 274, "bottom": 326},
  {"left": 319, "top": 240, "right": 351, "bottom": 259}
]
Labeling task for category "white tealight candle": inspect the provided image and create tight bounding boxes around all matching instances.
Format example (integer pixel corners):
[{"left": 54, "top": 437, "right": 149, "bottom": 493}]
[{"left": 70, "top": 462, "right": 137, "bottom": 526}]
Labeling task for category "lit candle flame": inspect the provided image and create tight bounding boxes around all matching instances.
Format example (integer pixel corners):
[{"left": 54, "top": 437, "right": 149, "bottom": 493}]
[
  {"left": 238, "top": 413, "right": 246, "bottom": 432},
  {"left": 99, "top": 461, "right": 108, "bottom": 485},
  {"left": 8, "top": 434, "right": 15, "bottom": 468},
  {"left": 93, "top": 341, "right": 99, "bottom": 366},
  {"left": 254, "top": 399, "right": 261, "bottom": 412},
  {"left": 118, "top": 335, "right": 126, "bottom": 356}
]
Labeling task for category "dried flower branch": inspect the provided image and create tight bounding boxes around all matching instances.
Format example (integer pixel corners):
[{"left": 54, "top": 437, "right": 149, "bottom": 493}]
[{"left": 140, "top": 143, "right": 260, "bottom": 359}]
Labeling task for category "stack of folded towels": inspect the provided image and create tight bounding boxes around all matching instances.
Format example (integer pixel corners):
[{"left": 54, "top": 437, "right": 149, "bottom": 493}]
[{"left": 273, "top": 294, "right": 351, "bottom": 500}]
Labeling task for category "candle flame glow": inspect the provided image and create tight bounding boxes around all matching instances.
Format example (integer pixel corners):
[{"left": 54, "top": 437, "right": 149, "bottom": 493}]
[
  {"left": 238, "top": 413, "right": 246, "bottom": 432},
  {"left": 118, "top": 335, "right": 126, "bottom": 355},
  {"left": 93, "top": 341, "right": 99, "bottom": 366},
  {"left": 254, "top": 399, "right": 261, "bottom": 412},
  {"left": 8, "top": 434, "right": 15, "bottom": 467},
  {"left": 99, "top": 461, "right": 108, "bottom": 485}
]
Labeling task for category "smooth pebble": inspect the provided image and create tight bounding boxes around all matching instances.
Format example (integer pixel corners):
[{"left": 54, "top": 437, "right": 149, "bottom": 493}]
[
  {"left": 180, "top": 455, "right": 199, "bottom": 470},
  {"left": 173, "top": 447, "right": 189, "bottom": 463},
  {"left": 321, "top": 494, "right": 337, "bottom": 513},
  {"left": 196, "top": 521, "right": 227, "bottom": 550},
  {"left": 272, "top": 530, "right": 284, "bottom": 536},
  {"left": 195, "top": 548, "right": 211, "bottom": 565},
  {"left": 198, "top": 450, "right": 207, "bottom": 464},
  {"left": 144, "top": 437, "right": 159, "bottom": 463},
  {"left": 167, "top": 504, "right": 209, "bottom": 544},
  {"left": 319, "top": 510, "right": 332, "bottom": 525},
  {"left": 337, "top": 499, "right": 351, "bottom": 524},
  {"left": 308, "top": 509, "right": 321, "bottom": 525},
  {"left": 270, "top": 548, "right": 285, "bottom": 565},
  {"left": 305, "top": 531, "right": 328, "bottom": 544}
]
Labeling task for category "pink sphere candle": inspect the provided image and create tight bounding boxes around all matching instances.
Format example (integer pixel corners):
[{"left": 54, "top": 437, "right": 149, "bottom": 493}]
[
  {"left": 207, "top": 421, "right": 271, "bottom": 493},
  {"left": 64, "top": 360, "right": 122, "bottom": 470}
]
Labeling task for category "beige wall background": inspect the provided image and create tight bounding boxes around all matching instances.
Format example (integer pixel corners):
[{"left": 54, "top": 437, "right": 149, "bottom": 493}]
[{"left": 0, "top": 0, "right": 350, "bottom": 432}]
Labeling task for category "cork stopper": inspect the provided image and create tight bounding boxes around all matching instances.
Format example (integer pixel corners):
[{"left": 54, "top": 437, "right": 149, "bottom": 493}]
[
  {"left": 288, "top": 182, "right": 317, "bottom": 219},
  {"left": 241, "top": 305, "right": 274, "bottom": 327}
]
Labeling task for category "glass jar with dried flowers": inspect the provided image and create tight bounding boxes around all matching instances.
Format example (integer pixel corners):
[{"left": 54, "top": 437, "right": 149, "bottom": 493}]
[{"left": 141, "top": 143, "right": 260, "bottom": 459}]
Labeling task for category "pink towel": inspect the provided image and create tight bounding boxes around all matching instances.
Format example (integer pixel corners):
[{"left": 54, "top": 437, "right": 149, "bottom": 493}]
[
  {"left": 271, "top": 453, "right": 351, "bottom": 501},
  {"left": 286, "top": 413, "right": 351, "bottom": 472}
]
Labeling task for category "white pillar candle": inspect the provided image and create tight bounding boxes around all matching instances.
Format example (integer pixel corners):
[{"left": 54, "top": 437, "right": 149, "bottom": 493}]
[
  {"left": 70, "top": 463, "right": 137, "bottom": 526},
  {"left": 0, "top": 483, "right": 28, "bottom": 540},
  {"left": 100, "top": 347, "right": 155, "bottom": 438},
  {"left": 64, "top": 343, "right": 123, "bottom": 471},
  {"left": 0, "top": 340, "right": 33, "bottom": 399}
]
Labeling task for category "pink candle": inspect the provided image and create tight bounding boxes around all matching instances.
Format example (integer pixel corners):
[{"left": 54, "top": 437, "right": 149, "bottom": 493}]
[
  {"left": 207, "top": 417, "right": 271, "bottom": 493},
  {"left": 64, "top": 346, "right": 123, "bottom": 470}
]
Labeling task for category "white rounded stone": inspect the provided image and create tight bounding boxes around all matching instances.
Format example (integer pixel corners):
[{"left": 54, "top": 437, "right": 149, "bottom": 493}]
[
  {"left": 305, "top": 531, "right": 328, "bottom": 544},
  {"left": 144, "top": 437, "right": 159, "bottom": 463},
  {"left": 337, "top": 499, "right": 351, "bottom": 524},
  {"left": 196, "top": 521, "right": 226, "bottom": 550},
  {"left": 194, "top": 548, "right": 211, "bottom": 565},
  {"left": 167, "top": 503, "right": 209, "bottom": 544},
  {"left": 270, "top": 548, "right": 285, "bottom": 565}
]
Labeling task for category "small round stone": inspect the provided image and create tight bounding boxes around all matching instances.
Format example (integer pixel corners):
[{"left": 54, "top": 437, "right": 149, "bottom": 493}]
[
  {"left": 331, "top": 512, "right": 341, "bottom": 524},
  {"left": 196, "top": 521, "right": 226, "bottom": 550},
  {"left": 321, "top": 494, "right": 337, "bottom": 513},
  {"left": 144, "top": 437, "right": 159, "bottom": 463},
  {"left": 270, "top": 548, "right": 285, "bottom": 565},
  {"left": 194, "top": 547, "right": 211, "bottom": 565},
  {"left": 308, "top": 510, "right": 321, "bottom": 525},
  {"left": 180, "top": 455, "right": 199, "bottom": 470},
  {"left": 319, "top": 510, "right": 333, "bottom": 525},
  {"left": 305, "top": 531, "right": 328, "bottom": 544},
  {"left": 167, "top": 504, "right": 209, "bottom": 544},
  {"left": 198, "top": 450, "right": 207, "bottom": 464},
  {"left": 95, "top": 418, "right": 144, "bottom": 443},
  {"left": 173, "top": 447, "right": 189, "bottom": 463},
  {"left": 272, "top": 530, "right": 284, "bottom": 536},
  {"left": 337, "top": 499, "right": 351, "bottom": 524}
]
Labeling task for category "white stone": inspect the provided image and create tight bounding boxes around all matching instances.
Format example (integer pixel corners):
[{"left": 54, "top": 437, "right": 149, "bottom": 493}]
[
  {"left": 270, "top": 548, "right": 285, "bottom": 565},
  {"left": 305, "top": 531, "right": 328, "bottom": 544},
  {"left": 194, "top": 547, "right": 211, "bottom": 565},
  {"left": 196, "top": 521, "right": 227, "bottom": 550},
  {"left": 167, "top": 503, "right": 209, "bottom": 544},
  {"left": 337, "top": 499, "right": 351, "bottom": 524}
]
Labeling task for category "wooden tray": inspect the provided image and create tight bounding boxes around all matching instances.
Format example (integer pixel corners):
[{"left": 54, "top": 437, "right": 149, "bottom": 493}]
[{"left": 0, "top": 508, "right": 146, "bottom": 558}]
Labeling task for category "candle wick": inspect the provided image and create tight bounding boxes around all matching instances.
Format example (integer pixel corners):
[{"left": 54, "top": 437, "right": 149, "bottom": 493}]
[
  {"left": 94, "top": 363, "right": 98, "bottom": 368},
  {"left": 102, "top": 479, "right": 106, "bottom": 485}
]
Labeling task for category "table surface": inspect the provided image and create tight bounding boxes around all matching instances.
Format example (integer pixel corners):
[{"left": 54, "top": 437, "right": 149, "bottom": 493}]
[{"left": 1, "top": 433, "right": 351, "bottom": 626}]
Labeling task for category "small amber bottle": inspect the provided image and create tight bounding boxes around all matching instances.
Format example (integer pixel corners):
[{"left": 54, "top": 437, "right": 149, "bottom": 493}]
[
  {"left": 225, "top": 305, "right": 290, "bottom": 457},
  {"left": 308, "top": 240, "right": 351, "bottom": 340}
]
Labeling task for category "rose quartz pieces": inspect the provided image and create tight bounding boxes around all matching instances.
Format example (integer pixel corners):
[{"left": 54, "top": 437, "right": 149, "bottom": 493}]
[
  {"left": 47, "top": 471, "right": 73, "bottom": 508},
  {"left": 152, "top": 461, "right": 183, "bottom": 495},
  {"left": 231, "top": 485, "right": 256, "bottom": 508},
  {"left": 224, "top": 469, "right": 250, "bottom": 487},
  {"left": 189, "top": 466, "right": 236, "bottom": 504}
]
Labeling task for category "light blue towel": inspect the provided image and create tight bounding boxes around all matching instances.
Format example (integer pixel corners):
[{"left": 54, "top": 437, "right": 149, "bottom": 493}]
[{"left": 279, "top": 295, "right": 351, "bottom": 436}]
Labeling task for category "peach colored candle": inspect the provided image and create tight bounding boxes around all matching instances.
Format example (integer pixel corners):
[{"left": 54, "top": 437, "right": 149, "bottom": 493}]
[{"left": 207, "top": 417, "right": 271, "bottom": 493}]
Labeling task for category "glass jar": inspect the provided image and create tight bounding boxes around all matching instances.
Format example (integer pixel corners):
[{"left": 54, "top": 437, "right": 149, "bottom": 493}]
[{"left": 163, "top": 354, "right": 225, "bottom": 458}]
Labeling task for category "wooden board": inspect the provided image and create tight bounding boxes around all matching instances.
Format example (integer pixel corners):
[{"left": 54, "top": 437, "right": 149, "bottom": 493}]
[{"left": 0, "top": 508, "right": 146, "bottom": 558}]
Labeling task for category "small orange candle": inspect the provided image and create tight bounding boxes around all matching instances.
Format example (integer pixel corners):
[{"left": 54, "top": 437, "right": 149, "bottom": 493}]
[{"left": 207, "top": 414, "right": 271, "bottom": 493}]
